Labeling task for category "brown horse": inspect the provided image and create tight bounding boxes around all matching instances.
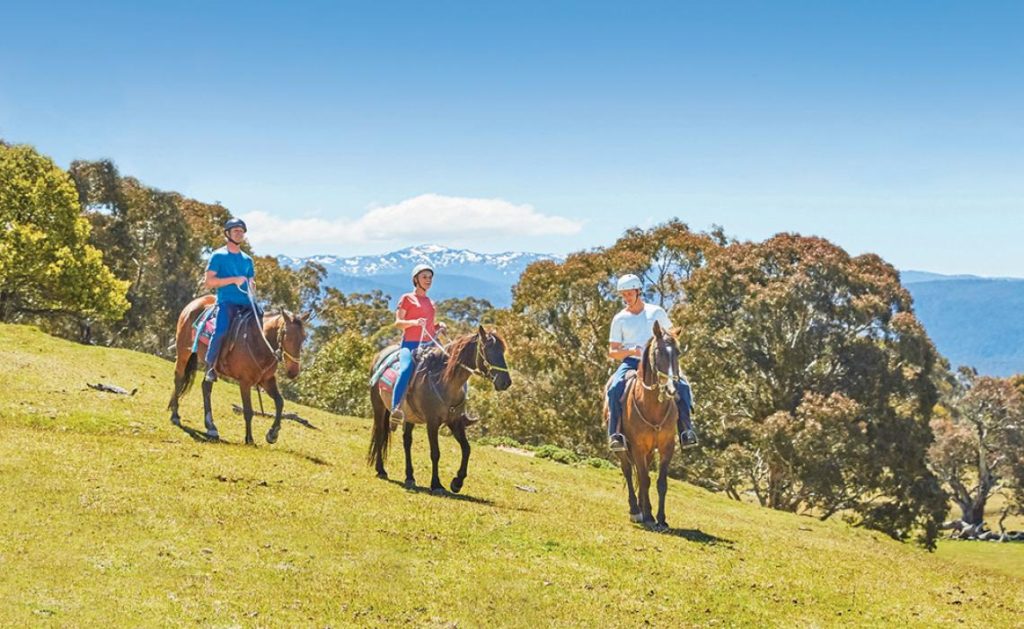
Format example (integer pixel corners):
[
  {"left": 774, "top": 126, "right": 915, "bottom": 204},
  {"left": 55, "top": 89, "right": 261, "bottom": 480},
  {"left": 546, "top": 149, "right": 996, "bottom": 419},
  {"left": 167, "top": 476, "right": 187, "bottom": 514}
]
[
  {"left": 605, "top": 321, "right": 682, "bottom": 530},
  {"left": 368, "top": 326, "right": 511, "bottom": 494},
  {"left": 167, "top": 295, "right": 308, "bottom": 444}
]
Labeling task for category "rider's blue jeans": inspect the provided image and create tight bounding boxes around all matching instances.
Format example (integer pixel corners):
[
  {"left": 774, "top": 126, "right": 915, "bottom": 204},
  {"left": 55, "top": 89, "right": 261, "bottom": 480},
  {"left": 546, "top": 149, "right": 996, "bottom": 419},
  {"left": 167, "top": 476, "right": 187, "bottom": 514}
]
[
  {"left": 392, "top": 340, "right": 423, "bottom": 410},
  {"left": 606, "top": 357, "right": 695, "bottom": 437}
]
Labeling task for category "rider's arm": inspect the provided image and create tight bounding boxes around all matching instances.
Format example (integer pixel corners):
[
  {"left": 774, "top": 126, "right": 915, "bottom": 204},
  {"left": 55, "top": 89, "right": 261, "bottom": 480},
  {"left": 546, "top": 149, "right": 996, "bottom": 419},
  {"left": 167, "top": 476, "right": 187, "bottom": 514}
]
[
  {"left": 204, "top": 270, "right": 246, "bottom": 290},
  {"left": 394, "top": 306, "right": 425, "bottom": 330},
  {"left": 608, "top": 341, "right": 642, "bottom": 362}
]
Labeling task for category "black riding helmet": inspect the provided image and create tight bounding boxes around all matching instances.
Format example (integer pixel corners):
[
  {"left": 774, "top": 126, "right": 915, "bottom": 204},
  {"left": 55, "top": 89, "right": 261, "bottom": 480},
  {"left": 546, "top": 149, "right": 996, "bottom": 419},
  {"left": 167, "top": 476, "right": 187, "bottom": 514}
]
[{"left": 224, "top": 217, "right": 247, "bottom": 233}]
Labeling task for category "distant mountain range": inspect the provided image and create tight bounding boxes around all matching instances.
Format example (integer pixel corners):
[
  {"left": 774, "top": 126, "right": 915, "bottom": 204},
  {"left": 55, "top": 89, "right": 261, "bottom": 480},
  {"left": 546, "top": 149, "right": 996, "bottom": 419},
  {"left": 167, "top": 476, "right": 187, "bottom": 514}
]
[
  {"left": 278, "top": 245, "right": 562, "bottom": 308},
  {"left": 279, "top": 247, "right": 1024, "bottom": 376},
  {"left": 902, "top": 271, "right": 1024, "bottom": 377}
]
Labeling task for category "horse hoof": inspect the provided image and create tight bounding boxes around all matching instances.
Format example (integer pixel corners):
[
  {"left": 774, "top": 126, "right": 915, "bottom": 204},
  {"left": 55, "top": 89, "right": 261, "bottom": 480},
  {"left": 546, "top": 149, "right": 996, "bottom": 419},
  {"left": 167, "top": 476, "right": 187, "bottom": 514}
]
[
  {"left": 450, "top": 477, "right": 464, "bottom": 494},
  {"left": 206, "top": 430, "right": 220, "bottom": 441},
  {"left": 430, "top": 486, "right": 448, "bottom": 496},
  {"left": 170, "top": 415, "right": 181, "bottom": 427},
  {"left": 403, "top": 479, "right": 416, "bottom": 490},
  {"left": 376, "top": 471, "right": 388, "bottom": 480},
  {"left": 266, "top": 430, "right": 278, "bottom": 444},
  {"left": 653, "top": 523, "right": 669, "bottom": 533},
  {"left": 630, "top": 512, "right": 643, "bottom": 523}
]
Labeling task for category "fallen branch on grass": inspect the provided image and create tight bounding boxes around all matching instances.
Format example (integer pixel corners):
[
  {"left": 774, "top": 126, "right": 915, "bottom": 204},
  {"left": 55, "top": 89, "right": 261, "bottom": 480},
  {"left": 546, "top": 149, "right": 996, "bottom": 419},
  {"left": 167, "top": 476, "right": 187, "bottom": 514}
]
[{"left": 86, "top": 382, "right": 137, "bottom": 396}]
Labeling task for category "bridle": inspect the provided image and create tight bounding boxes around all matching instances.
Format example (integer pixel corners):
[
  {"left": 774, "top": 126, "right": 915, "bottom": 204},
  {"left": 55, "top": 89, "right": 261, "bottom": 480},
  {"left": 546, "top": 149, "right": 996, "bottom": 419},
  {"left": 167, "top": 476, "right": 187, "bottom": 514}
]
[
  {"left": 637, "top": 336, "right": 680, "bottom": 403},
  {"left": 459, "top": 334, "right": 510, "bottom": 383},
  {"left": 272, "top": 315, "right": 302, "bottom": 370}
]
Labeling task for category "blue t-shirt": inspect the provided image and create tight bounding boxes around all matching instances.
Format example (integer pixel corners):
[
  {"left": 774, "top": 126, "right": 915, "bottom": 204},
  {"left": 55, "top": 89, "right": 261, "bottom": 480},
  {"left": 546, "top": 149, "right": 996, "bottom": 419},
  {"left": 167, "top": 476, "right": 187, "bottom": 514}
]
[{"left": 206, "top": 247, "right": 255, "bottom": 305}]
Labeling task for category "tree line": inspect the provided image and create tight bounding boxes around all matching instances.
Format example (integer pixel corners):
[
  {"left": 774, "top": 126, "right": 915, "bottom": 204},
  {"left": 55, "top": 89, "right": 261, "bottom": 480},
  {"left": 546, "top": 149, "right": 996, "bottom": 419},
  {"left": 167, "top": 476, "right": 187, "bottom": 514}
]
[{"left": 2, "top": 139, "right": 1021, "bottom": 548}]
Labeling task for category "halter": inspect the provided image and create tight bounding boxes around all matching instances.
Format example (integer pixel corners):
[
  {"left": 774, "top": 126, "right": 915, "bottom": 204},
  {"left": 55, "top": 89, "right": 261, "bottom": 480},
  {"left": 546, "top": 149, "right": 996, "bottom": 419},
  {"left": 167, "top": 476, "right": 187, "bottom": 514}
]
[{"left": 638, "top": 337, "right": 680, "bottom": 403}]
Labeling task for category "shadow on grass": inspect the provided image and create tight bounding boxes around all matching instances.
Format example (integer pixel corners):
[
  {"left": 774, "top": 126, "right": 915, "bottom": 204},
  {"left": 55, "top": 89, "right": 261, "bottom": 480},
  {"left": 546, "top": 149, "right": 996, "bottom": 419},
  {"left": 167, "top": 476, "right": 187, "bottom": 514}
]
[
  {"left": 379, "top": 477, "right": 496, "bottom": 506},
  {"left": 658, "top": 526, "right": 735, "bottom": 548},
  {"left": 173, "top": 422, "right": 229, "bottom": 444},
  {"left": 278, "top": 448, "right": 332, "bottom": 466}
]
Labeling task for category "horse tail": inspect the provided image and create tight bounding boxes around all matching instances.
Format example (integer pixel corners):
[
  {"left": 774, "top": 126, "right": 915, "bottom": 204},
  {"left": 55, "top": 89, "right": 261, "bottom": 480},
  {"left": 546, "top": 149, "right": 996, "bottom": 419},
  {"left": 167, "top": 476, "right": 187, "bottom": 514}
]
[
  {"left": 168, "top": 352, "right": 199, "bottom": 409},
  {"left": 367, "top": 387, "right": 391, "bottom": 467}
]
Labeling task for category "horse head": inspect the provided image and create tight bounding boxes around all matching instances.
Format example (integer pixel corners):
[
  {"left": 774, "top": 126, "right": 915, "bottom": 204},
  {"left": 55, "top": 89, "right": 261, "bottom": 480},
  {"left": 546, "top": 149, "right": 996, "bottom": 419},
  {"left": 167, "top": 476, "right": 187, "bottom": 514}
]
[
  {"left": 475, "top": 325, "right": 512, "bottom": 391},
  {"left": 644, "top": 321, "right": 681, "bottom": 402},
  {"left": 268, "top": 310, "right": 309, "bottom": 379}
]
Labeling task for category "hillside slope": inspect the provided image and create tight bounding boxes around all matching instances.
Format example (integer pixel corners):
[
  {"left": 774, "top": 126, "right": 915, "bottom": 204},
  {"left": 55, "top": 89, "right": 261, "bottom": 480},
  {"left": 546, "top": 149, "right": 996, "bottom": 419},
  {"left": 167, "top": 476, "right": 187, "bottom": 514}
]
[{"left": 1, "top": 325, "right": 1021, "bottom": 626}]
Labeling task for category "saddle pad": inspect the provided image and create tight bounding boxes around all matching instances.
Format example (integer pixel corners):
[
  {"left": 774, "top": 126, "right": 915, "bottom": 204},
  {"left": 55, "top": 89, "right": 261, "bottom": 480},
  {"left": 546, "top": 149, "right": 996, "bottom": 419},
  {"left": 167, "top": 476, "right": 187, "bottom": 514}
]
[
  {"left": 369, "top": 348, "right": 402, "bottom": 386},
  {"left": 191, "top": 305, "right": 219, "bottom": 351},
  {"left": 377, "top": 365, "right": 400, "bottom": 399}
]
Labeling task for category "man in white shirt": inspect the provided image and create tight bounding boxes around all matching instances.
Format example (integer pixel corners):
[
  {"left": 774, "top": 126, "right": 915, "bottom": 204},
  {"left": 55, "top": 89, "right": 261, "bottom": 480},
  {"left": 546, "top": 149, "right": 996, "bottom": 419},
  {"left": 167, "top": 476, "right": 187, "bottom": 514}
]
[{"left": 606, "top": 274, "right": 697, "bottom": 451}]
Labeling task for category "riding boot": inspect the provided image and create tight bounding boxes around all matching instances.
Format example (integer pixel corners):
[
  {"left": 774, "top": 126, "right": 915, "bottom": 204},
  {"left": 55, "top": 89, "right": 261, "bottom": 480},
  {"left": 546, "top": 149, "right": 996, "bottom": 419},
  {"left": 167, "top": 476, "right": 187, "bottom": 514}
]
[
  {"left": 607, "top": 403, "right": 627, "bottom": 451},
  {"left": 676, "top": 396, "right": 698, "bottom": 448}
]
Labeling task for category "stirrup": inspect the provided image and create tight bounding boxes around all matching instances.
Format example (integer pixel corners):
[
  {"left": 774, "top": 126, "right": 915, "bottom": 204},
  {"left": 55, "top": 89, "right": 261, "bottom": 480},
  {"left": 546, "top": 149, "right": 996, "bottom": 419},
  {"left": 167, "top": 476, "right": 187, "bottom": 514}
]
[
  {"left": 205, "top": 368, "right": 218, "bottom": 383},
  {"left": 390, "top": 408, "right": 404, "bottom": 431},
  {"left": 608, "top": 433, "right": 627, "bottom": 452},
  {"left": 679, "top": 429, "right": 698, "bottom": 448}
]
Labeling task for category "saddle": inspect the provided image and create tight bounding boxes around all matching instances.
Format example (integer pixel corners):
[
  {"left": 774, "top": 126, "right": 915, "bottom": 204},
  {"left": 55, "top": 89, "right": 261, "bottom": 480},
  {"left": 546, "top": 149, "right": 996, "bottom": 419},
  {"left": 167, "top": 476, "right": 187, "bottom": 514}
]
[{"left": 191, "top": 304, "right": 256, "bottom": 369}]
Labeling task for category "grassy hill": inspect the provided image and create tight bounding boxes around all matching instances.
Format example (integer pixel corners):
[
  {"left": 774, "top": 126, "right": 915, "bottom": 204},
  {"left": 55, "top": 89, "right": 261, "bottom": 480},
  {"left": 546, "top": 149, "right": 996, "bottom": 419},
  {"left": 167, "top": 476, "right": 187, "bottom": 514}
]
[{"left": 1, "top": 324, "right": 1021, "bottom": 627}]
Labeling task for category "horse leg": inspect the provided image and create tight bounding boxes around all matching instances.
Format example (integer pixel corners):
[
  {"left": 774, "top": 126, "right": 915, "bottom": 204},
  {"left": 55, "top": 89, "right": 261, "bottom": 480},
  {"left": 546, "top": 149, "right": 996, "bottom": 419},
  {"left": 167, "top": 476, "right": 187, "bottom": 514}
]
[
  {"left": 239, "top": 384, "right": 254, "bottom": 445},
  {"left": 635, "top": 449, "right": 654, "bottom": 525},
  {"left": 263, "top": 377, "right": 285, "bottom": 444},
  {"left": 450, "top": 421, "right": 471, "bottom": 494},
  {"left": 618, "top": 451, "right": 641, "bottom": 522},
  {"left": 403, "top": 422, "right": 416, "bottom": 490},
  {"left": 427, "top": 422, "right": 446, "bottom": 495},
  {"left": 370, "top": 387, "right": 390, "bottom": 479},
  {"left": 201, "top": 379, "right": 219, "bottom": 440},
  {"left": 655, "top": 444, "right": 675, "bottom": 531}
]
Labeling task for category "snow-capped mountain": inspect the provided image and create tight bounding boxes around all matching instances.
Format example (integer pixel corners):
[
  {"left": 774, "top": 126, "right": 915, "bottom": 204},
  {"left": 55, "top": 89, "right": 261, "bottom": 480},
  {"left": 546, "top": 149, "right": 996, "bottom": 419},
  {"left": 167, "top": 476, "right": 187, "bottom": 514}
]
[{"left": 278, "top": 245, "right": 563, "bottom": 307}]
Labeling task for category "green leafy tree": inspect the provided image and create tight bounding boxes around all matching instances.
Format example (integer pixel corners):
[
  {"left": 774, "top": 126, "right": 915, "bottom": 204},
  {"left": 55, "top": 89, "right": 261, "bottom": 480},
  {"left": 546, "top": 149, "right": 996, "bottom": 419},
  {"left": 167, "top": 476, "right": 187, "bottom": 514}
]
[
  {"left": 295, "top": 331, "right": 376, "bottom": 418},
  {"left": 0, "top": 143, "right": 128, "bottom": 328},
  {"left": 676, "top": 233, "right": 947, "bottom": 546},
  {"left": 69, "top": 159, "right": 229, "bottom": 353},
  {"left": 252, "top": 257, "right": 324, "bottom": 314},
  {"left": 312, "top": 288, "right": 393, "bottom": 349}
]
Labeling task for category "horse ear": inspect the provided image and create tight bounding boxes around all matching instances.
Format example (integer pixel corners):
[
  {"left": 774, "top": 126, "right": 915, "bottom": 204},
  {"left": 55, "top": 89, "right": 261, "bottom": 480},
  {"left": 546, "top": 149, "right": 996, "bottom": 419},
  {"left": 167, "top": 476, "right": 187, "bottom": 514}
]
[
  {"left": 478, "top": 325, "right": 486, "bottom": 338},
  {"left": 299, "top": 310, "right": 312, "bottom": 323},
  {"left": 283, "top": 310, "right": 294, "bottom": 323},
  {"left": 653, "top": 320, "right": 663, "bottom": 337}
]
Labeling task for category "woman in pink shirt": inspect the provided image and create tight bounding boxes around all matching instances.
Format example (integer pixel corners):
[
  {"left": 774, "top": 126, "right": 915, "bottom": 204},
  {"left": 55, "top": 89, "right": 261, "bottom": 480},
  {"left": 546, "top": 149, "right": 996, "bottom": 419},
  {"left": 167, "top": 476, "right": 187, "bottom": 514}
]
[{"left": 390, "top": 263, "right": 446, "bottom": 422}]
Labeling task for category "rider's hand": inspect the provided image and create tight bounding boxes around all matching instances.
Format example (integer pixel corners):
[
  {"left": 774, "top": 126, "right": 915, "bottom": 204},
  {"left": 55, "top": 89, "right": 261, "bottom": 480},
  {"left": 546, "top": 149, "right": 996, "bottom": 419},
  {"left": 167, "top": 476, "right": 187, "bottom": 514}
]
[
  {"left": 234, "top": 277, "right": 247, "bottom": 287},
  {"left": 416, "top": 317, "right": 427, "bottom": 328},
  {"left": 436, "top": 322, "right": 447, "bottom": 334}
]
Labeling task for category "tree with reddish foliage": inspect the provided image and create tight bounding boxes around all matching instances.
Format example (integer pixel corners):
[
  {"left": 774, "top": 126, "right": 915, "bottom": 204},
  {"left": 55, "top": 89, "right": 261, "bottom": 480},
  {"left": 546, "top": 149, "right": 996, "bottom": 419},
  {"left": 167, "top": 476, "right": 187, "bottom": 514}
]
[{"left": 676, "top": 233, "right": 947, "bottom": 547}]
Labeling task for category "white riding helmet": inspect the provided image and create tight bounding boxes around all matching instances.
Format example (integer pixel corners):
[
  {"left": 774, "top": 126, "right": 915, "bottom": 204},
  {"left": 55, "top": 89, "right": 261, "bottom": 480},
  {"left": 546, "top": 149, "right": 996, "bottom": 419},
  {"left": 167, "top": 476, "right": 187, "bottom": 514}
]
[
  {"left": 411, "top": 263, "right": 434, "bottom": 286},
  {"left": 616, "top": 274, "right": 642, "bottom": 292}
]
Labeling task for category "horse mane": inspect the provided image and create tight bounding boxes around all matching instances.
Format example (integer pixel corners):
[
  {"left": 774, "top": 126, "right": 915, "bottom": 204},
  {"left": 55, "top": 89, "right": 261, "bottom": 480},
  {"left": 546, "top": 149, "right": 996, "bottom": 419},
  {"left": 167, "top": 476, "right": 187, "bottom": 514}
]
[{"left": 440, "top": 330, "right": 507, "bottom": 381}]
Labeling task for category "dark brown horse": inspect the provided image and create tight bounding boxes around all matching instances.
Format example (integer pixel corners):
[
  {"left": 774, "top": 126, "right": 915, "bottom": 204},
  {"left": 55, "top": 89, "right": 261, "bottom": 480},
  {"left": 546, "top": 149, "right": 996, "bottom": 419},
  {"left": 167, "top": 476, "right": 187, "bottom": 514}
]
[
  {"left": 168, "top": 295, "right": 308, "bottom": 444},
  {"left": 605, "top": 321, "right": 682, "bottom": 530},
  {"left": 368, "top": 326, "right": 511, "bottom": 494}
]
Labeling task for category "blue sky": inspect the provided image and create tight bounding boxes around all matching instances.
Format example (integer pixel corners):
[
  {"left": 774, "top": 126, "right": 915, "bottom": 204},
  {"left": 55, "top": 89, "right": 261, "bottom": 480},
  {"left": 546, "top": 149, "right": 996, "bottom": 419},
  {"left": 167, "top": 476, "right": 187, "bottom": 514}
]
[{"left": 2, "top": 1, "right": 1022, "bottom": 274}]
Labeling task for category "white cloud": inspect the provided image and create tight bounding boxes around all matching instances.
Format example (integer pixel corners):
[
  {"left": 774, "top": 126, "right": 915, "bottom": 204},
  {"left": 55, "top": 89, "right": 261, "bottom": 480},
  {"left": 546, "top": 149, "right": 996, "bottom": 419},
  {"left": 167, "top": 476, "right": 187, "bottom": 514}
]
[{"left": 242, "top": 194, "right": 582, "bottom": 251}]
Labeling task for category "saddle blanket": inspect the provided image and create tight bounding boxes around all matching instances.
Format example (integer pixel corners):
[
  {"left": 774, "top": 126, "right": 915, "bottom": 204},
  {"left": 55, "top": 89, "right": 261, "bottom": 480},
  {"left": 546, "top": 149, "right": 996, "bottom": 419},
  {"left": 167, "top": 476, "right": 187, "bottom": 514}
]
[{"left": 191, "top": 305, "right": 219, "bottom": 351}]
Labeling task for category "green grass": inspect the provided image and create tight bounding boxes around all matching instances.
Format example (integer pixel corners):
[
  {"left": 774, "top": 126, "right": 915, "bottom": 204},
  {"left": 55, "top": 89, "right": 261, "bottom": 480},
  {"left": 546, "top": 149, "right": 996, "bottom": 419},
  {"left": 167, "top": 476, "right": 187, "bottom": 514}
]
[{"left": 1, "top": 323, "right": 1022, "bottom": 626}]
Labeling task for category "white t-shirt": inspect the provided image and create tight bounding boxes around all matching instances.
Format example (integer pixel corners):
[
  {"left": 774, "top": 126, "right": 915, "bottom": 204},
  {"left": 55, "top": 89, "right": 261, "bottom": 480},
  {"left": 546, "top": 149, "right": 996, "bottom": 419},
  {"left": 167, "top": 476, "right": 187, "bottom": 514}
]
[{"left": 608, "top": 303, "right": 672, "bottom": 350}]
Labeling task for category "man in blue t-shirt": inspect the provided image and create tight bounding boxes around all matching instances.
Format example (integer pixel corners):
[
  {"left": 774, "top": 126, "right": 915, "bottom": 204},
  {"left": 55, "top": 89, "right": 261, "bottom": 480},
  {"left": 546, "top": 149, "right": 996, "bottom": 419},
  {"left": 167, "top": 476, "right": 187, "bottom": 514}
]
[{"left": 203, "top": 217, "right": 258, "bottom": 382}]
